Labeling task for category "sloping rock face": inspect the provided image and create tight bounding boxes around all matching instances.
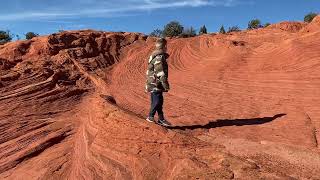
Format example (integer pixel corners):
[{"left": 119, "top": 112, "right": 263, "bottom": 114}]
[
  {"left": 0, "top": 16, "right": 320, "bottom": 179},
  {"left": 301, "top": 15, "right": 320, "bottom": 33}
]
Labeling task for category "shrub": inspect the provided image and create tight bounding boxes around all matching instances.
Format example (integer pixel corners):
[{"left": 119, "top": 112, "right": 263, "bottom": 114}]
[
  {"left": 228, "top": 26, "right": 241, "bottom": 33},
  {"left": 149, "top": 29, "right": 163, "bottom": 37},
  {"left": 248, "top": 19, "right": 262, "bottom": 29},
  {"left": 304, "top": 12, "right": 318, "bottom": 23},
  {"left": 264, "top": 23, "right": 271, "bottom": 27},
  {"left": 162, "top": 21, "right": 184, "bottom": 37},
  {"left": 180, "top": 26, "right": 197, "bottom": 38},
  {"left": 199, "top": 25, "right": 207, "bottom": 35},
  {"left": 219, "top": 25, "right": 226, "bottom": 34},
  {"left": 25, "top": 32, "right": 39, "bottom": 40},
  {"left": 0, "top": 30, "right": 12, "bottom": 45}
]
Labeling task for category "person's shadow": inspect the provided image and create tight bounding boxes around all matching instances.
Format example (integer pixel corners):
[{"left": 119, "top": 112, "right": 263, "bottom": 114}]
[{"left": 168, "top": 113, "right": 286, "bottom": 130}]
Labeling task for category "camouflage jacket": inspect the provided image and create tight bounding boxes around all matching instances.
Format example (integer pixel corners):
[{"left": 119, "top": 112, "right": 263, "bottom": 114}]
[{"left": 145, "top": 50, "right": 170, "bottom": 92}]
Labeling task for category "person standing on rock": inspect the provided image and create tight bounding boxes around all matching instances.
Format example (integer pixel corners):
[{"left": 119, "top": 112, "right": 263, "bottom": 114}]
[{"left": 145, "top": 38, "right": 172, "bottom": 126}]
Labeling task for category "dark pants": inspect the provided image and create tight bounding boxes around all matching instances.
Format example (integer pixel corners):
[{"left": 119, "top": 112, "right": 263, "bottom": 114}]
[{"left": 148, "top": 91, "right": 164, "bottom": 120}]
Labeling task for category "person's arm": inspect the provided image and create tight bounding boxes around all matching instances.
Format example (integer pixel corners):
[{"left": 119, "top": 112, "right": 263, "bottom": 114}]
[
  {"left": 145, "top": 55, "right": 154, "bottom": 92},
  {"left": 154, "top": 56, "right": 170, "bottom": 91}
]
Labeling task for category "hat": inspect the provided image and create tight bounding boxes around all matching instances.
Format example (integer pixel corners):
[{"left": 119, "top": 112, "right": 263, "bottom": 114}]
[{"left": 155, "top": 38, "right": 167, "bottom": 49}]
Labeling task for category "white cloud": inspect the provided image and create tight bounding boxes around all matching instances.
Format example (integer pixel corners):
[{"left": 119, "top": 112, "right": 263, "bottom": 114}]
[{"left": 0, "top": 0, "right": 240, "bottom": 21}]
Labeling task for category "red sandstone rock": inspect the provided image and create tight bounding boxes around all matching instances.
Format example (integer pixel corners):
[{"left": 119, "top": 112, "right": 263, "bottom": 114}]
[{"left": 0, "top": 18, "right": 320, "bottom": 179}]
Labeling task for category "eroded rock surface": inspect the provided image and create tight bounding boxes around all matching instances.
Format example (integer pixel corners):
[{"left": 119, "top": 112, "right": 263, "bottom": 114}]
[{"left": 0, "top": 17, "right": 320, "bottom": 179}]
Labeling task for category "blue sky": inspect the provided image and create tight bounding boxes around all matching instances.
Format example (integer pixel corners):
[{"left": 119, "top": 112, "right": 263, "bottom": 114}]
[{"left": 0, "top": 0, "right": 319, "bottom": 38}]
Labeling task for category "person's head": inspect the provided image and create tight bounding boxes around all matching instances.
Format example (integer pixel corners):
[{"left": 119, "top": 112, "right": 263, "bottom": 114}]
[{"left": 155, "top": 38, "right": 167, "bottom": 51}]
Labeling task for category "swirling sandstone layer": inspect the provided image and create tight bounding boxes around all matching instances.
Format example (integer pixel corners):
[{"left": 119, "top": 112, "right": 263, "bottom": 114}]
[{"left": 1, "top": 16, "right": 320, "bottom": 179}]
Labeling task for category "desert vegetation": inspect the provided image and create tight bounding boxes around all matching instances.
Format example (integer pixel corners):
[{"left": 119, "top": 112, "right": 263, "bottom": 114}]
[
  {"left": 25, "top": 32, "right": 39, "bottom": 40},
  {"left": 219, "top": 25, "right": 226, "bottom": 34},
  {"left": 264, "top": 23, "right": 271, "bottom": 27},
  {"left": 228, "top": 26, "right": 241, "bottom": 33},
  {"left": 150, "top": 21, "right": 207, "bottom": 38},
  {"left": 248, "top": 19, "right": 263, "bottom": 29},
  {"left": 0, "top": 30, "right": 40, "bottom": 44},
  {"left": 199, "top": 25, "right": 207, "bottom": 35},
  {"left": 162, "top": 21, "right": 184, "bottom": 37},
  {"left": 149, "top": 29, "right": 163, "bottom": 37},
  {"left": 2, "top": 12, "right": 319, "bottom": 43},
  {"left": 148, "top": 12, "right": 318, "bottom": 38},
  {"left": 0, "top": 30, "right": 12, "bottom": 45},
  {"left": 179, "top": 26, "right": 197, "bottom": 38},
  {"left": 304, "top": 12, "right": 318, "bottom": 23}
]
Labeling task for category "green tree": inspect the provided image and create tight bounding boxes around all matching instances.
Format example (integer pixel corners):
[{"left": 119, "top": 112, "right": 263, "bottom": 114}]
[
  {"left": 0, "top": 30, "right": 12, "bottom": 45},
  {"left": 25, "top": 32, "right": 39, "bottom": 40},
  {"left": 248, "top": 19, "right": 262, "bottom": 29},
  {"left": 199, "top": 25, "right": 207, "bottom": 35},
  {"left": 228, "top": 26, "right": 241, "bottom": 33},
  {"left": 304, "top": 12, "right": 318, "bottom": 23},
  {"left": 219, "top": 25, "right": 226, "bottom": 34},
  {"left": 180, "top": 26, "right": 197, "bottom": 38},
  {"left": 149, "top": 29, "right": 163, "bottom": 37},
  {"left": 162, "top": 21, "right": 184, "bottom": 37}
]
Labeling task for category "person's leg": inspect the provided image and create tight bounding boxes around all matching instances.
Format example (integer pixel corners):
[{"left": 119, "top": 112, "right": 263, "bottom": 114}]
[
  {"left": 156, "top": 92, "right": 171, "bottom": 126},
  {"left": 157, "top": 92, "right": 164, "bottom": 120},
  {"left": 148, "top": 92, "right": 158, "bottom": 119}
]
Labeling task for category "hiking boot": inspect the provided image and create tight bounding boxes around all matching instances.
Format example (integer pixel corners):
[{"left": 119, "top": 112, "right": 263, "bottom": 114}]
[
  {"left": 158, "top": 119, "right": 172, "bottom": 127},
  {"left": 146, "top": 117, "right": 155, "bottom": 123}
]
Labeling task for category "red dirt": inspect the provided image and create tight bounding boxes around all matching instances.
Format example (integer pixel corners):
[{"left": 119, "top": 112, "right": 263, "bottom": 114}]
[{"left": 0, "top": 16, "right": 320, "bottom": 179}]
